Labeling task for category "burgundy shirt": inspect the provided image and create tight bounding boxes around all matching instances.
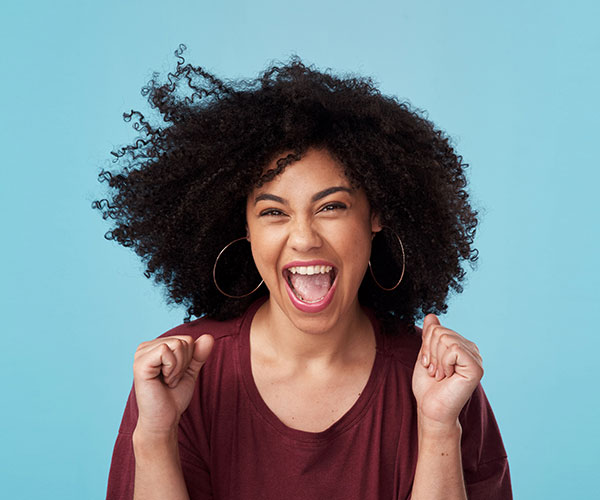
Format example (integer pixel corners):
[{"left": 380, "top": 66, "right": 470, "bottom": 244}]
[{"left": 107, "top": 299, "right": 512, "bottom": 499}]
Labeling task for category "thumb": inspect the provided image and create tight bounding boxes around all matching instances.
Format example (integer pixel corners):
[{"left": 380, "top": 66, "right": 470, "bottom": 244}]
[
  {"left": 422, "top": 313, "right": 441, "bottom": 333},
  {"left": 188, "top": 334, "right": 214, "bottom": 376}
]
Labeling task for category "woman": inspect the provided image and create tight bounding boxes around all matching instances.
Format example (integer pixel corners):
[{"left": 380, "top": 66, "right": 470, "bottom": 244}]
[{"left": 97, "top": 46, "right": 511, "bottom": 499}]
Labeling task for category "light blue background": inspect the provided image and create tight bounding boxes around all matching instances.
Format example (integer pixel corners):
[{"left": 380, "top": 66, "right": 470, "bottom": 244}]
[{"left": 1, "top": 1, "right": 598, "bottom": 498}]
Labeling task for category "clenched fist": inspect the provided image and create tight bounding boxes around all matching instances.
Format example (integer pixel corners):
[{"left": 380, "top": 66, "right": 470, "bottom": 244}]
[
  {"left": 133, "top": 334, "right": 214, "bottom": 435},
  {"left": 412, "top": 315, "right": 483, "bottom": 430}
]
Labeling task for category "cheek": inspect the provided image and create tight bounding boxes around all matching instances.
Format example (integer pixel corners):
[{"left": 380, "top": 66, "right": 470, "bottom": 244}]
[
  {"left": 334, "top": 222, "right": 373, "bottom": 267},
  {"left": 249, "top": 229, "right": 282, "bottom": 276}
]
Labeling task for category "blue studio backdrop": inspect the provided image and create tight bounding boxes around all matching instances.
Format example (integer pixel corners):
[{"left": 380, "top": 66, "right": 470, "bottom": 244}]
[{"left": 1, "top": 1, "right": 598, "bottom": 498}]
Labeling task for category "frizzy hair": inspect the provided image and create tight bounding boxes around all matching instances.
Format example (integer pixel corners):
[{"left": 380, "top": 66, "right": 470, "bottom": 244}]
[{"left": 93, "top": 45, "right": 478, "bottom": 329}]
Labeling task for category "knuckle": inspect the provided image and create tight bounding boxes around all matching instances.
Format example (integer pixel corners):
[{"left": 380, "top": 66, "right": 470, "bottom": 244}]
[
  {"left": 438, "top": 332, "right": 450, "bottom": 343},
  {"left": 448, "top": 341, "right": 461, "bottom": 352},
  {"left": 172, "top": 335, "right": 190, "bottom": 345},
  {"left": 177, "top": 337, "right": 191, "bottom": 350}
]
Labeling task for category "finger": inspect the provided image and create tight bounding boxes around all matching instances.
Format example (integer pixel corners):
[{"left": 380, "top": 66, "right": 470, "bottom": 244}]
[
  {"left": 427, "top": 324, "right": 446, "bottom": 376},
  {"left": 135, "top": 335, "right": 194, "bottom": 356},
  {"left": 423, "top": 313, "right": 441, "bottom": 332},
  {"left": 441, "top": 333, "right": 482, "bottom": 368},
  {"left": 435, "top": 331, "right": 473, "bottom": 379},
  {"left": 135, "top": 336, "right": 195, "bottom": 384},
  {"left": 443, "top": 339, "right": 484, "bottom": 380},
  {"left": 160, "top": 339, "right": 180, "bottom": 384},
  {"left": 160, "top": 344, "right": 181, "bottom": 385},
  {"left": 134, "top": 342, "right": 178, "bottom": 382},
  {"left": 463, "top": 339, "right": 483, "bottom": 364},
  {"left": 421, "top": 314, "right": 441, "bottom": 368},
  {"left": 432, "top": 333, "right": 448, "bottom": 380},
  {"left": 430, "top": 326, "right": 465, "bottom": 377},
  {"left": 165, "top": 338, "right": 195, "bottom": 385},
  {"left": 187, "top": 335, "right": 215, "bottom": 380},
  {"left": 437, "top": 334, "right": 459, "bottom": 379}
]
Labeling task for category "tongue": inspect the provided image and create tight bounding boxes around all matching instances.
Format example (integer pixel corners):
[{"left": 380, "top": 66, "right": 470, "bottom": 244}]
[{"left": 289, "top": 273, "right": 331, "bottom": 302}]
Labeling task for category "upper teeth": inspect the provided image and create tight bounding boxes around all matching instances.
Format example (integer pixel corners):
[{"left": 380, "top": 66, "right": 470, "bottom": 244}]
[{"left": 288, "top": 265, "right": 333, "bottom": 275}]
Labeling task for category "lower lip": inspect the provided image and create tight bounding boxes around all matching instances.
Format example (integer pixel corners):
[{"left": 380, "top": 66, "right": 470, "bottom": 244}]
[{"left": 284, "top": 274, "right": 338, "bottom": 314}]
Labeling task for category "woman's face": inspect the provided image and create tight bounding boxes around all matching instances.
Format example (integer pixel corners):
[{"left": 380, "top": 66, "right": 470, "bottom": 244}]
[{"left": 246, "top": 148, "right": 381, "bottom": 334}]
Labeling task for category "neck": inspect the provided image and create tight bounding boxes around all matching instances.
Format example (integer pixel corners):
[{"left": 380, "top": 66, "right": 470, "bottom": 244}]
[{"left": 251, "top": 297, "right": 375, "bottom": 366}]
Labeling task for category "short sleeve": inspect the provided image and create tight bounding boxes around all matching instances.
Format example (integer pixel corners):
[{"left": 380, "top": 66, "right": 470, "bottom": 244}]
[
  {"left": 105, "top": 387, "right": 214, "bottom": 500},
  {"left": 106, "top": 388, "right": 137, "bottom": 500},
  {"left": 459, "top": 384, "right": 512, "bottom": 500},
  {"left": 178, "top": 405, "right": 213, "bottom": 500}
]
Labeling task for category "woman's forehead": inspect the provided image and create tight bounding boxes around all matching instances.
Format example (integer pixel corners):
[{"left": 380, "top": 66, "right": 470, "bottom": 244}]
[{"left": 252, "top": 148, "right": 351, "bottom": 194}]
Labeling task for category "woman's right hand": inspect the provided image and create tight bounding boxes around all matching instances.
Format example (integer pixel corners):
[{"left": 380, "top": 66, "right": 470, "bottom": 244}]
[{"left": 132, "top": 334, "right": 214, "bottom": 436}]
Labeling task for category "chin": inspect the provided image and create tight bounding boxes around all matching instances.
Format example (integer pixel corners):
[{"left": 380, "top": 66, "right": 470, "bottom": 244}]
[{"left": 285, "top": 310, "right": 344, "bottom": 336}]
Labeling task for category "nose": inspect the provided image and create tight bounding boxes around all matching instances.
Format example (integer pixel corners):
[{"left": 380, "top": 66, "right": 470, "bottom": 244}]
[{"left": 288, "top": 217, "right": 322, "bottom": 253}]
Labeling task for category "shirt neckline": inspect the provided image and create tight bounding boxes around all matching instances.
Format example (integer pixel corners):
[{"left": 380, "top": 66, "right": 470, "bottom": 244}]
[{"left": 236, "top": 298, "right": 389, "bottom": 444}]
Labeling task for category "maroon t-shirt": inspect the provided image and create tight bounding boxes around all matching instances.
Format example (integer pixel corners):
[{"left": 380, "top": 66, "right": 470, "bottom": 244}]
[{"left": 107, "top": 299, "right": 512, "bottom": 499}]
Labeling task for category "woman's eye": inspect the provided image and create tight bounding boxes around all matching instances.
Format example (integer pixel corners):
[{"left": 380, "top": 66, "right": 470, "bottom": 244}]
[
  {"left": 320, "top": 202, "right": 347, "bottom": 213},
  {"left": 259, "top": 209, "right": 285, "bottom": 217}
]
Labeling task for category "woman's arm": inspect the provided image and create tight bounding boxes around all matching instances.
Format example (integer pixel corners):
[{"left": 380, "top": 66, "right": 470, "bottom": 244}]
[
  {"left": 132, "top": 427, "right": 189, "bottom": 500},
  {"left": 410, "top": 315, "right": 484, "bottom": 499},
  {"left": 410, "top": 418, "right": 466, "bottom": 499},
  {"left": 131, "top": 334, "right": 214, "bottom": 500}
]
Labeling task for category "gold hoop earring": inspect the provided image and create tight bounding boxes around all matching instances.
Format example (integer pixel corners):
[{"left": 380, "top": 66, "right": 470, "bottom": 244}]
[
  {"left": 368, "top": 227, "right": 405, "bottom": 291},
  {"left": 213, "top": 237, "right": 264, "bottom": 299}
]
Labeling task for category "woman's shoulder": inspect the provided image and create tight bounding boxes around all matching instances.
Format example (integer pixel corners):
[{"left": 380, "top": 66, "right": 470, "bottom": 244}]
[
  {"left": 158, "top": 297, "right": 264, "bottom": 342},
  {"left": 157, "top": 311, "right": 248, "bottom": 345},
  {"left": 376, "top": 320, "right": 423, "bottom": 371}
]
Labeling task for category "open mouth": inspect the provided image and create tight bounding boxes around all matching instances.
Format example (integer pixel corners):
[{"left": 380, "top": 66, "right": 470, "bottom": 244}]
[{"left": 283, "top": 264, "right": 338, "bottom": 304}]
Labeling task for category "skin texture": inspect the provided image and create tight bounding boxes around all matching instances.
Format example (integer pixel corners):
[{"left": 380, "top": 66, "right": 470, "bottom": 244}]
[
  {"left": 131, "top": 150, "right": 484, "bottom": 499},
  {"left": 246, "top": 148, "right": 381, "bottom": 337},
  {"left": 246, "top": 149, "right": 380, "bottom": 432}
]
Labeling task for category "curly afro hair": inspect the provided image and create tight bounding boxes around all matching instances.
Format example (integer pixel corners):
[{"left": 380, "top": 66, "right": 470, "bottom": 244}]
[{"left": 93, "top": 45, "right": 478, "bottom": 330}]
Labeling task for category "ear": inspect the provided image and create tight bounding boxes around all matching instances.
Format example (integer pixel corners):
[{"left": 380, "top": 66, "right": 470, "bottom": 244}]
[{"left": 370, "top": 212, "right": 382, "bottom": 235}]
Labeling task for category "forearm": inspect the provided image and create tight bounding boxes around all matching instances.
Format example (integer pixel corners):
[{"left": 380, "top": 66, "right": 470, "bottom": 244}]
[
  {"left": 410, "top": 418, "right": 467, "bottom": 500},
  {"left": 132, "top": 427, "right": 190, "bottom": 500}
]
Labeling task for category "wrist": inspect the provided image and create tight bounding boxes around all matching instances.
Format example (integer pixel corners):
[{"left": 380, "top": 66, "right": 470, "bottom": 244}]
[
  {"left": 417, "top": 413, "right": 462, "bottom": 441},
  {"left": 131, "top": 422, "right": 188, "bottom": 500},
  {"left": 133, "top": 422, "right": 179, "bottom": 458}
]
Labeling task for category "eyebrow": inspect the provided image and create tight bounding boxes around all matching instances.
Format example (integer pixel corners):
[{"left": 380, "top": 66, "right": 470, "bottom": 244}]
[{"left": 254, "top": 186, "right": 353, "bottom": 205}]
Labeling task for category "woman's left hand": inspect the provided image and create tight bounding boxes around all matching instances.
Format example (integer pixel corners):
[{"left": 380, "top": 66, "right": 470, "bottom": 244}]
[{"left": 412, "top": 314, "right": 484, "bottom": 430}]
